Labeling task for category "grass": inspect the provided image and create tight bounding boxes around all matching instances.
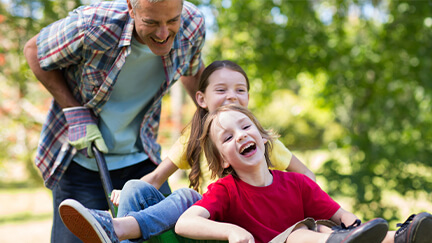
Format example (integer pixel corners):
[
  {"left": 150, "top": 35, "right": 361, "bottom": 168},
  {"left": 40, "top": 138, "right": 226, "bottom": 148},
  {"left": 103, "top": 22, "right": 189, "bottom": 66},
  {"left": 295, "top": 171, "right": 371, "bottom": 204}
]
[
  {"left": 0, "top": 212, "right": 52, "bottom": 225},
  {"left": 0, "top": 186, "right": 52, "bottom": 225}
]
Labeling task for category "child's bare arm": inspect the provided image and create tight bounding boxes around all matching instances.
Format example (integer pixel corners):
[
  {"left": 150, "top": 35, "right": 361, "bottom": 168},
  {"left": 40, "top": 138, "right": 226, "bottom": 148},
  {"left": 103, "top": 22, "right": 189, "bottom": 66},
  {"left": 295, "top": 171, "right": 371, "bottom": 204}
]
[
  {"left": 140, "top": 157, "right": 179, "bottom": 189},
  {"left": 175, "top": 205, "right": 254, "bottom": 242},
  {"left": 330, "top": 207, "right": 359, "bottom": 226},
  {"left": 286, "top": 155, "right": 316, "bottom": 181},
  {"left": 273, "top": 139, "right": 316, "bottom": 181}
]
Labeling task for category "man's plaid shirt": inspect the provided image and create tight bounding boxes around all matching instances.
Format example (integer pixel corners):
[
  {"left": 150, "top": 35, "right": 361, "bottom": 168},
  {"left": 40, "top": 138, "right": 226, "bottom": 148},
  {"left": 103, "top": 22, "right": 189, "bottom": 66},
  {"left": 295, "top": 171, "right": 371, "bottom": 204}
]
[{"left": 36, "top": 1, "right": 205, "bottom": 189}]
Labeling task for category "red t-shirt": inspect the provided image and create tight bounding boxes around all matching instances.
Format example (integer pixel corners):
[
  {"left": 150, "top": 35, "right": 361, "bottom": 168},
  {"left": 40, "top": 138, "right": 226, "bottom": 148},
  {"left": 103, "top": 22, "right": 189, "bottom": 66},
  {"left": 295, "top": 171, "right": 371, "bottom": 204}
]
[{"left": 194, "top": 170, "right": 340, "bottom": 243}]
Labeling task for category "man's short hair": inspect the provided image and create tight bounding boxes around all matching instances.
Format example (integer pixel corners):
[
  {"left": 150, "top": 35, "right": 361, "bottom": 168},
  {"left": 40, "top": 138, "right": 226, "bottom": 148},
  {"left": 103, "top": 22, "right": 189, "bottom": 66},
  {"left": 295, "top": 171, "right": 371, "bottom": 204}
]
[{"left": 130, "top": 0, "right": 184, "bottom": 10}]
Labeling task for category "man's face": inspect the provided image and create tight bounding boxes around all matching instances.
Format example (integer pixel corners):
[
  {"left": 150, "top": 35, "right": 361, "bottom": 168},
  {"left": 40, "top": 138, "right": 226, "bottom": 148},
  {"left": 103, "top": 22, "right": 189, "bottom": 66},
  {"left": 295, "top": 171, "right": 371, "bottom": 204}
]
[{"left": 128, "top": 0, "right": 183, "bottom": 56}]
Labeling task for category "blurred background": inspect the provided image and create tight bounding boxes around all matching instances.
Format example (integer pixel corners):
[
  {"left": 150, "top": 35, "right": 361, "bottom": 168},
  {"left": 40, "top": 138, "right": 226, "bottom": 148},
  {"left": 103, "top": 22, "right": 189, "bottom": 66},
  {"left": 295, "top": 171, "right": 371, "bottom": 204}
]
[{"left": 0, "top": 0, "right": 431, "bottom": 241}]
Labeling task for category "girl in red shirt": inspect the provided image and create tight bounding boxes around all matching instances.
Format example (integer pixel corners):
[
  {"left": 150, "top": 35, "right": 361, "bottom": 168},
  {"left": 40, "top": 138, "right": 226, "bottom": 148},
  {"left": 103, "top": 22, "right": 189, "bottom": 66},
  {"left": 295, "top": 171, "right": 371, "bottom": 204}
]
[{"left": 175, "top": 105, "right": 431, "bottom": 243}]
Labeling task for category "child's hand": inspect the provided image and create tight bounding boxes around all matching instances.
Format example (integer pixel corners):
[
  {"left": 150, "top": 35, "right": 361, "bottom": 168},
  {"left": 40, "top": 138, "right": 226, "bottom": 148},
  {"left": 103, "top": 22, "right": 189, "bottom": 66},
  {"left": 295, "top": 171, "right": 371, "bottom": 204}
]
[
  {"left": 228, "top": 227, "right": 255, "bottom": 243},
  {"left": 110, "top": 189, "right": 121, "bottom": 206}
]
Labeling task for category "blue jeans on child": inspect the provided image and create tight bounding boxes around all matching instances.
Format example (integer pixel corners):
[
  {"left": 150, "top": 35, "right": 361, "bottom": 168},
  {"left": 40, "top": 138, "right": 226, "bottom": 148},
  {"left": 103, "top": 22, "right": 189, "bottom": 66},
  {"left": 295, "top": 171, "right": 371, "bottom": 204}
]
[{"left": 117, "top": 180, "right": 202, "bottom": 242}]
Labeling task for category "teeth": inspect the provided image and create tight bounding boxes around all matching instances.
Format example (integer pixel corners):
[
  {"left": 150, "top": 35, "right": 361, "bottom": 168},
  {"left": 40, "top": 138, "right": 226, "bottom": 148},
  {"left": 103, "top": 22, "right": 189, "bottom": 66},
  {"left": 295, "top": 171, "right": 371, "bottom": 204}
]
[
  {"left": 153, "top": 38, "right": 166, "bottom": 43},
  {"left": 240, "top": 143, "right": 254, "bottom": 154}
]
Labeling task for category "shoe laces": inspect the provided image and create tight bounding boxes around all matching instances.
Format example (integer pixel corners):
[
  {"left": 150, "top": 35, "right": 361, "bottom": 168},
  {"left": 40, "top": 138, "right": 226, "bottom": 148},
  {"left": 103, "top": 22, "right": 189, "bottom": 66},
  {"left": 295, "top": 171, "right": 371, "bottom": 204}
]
[
  {"left": 396, "top": 214, "right": 416, "bottom": 234},
  {"left": 332, "top": 219, "right": 362, "bottom": 231}
]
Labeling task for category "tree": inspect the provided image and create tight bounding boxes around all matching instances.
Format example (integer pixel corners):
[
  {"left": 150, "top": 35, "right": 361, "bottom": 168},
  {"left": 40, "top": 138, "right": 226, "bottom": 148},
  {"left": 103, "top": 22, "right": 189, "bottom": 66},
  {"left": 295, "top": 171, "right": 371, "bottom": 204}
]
[{"left": 0, "top": 0, "right": 84, "bottom": 186}]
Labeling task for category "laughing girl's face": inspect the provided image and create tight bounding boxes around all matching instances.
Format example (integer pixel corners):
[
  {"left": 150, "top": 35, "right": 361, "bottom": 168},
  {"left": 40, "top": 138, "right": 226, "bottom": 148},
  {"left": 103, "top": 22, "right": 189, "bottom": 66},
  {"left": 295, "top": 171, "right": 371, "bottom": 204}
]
[{"left": 210, "top": 110, "right": 267, "bottom": 173}]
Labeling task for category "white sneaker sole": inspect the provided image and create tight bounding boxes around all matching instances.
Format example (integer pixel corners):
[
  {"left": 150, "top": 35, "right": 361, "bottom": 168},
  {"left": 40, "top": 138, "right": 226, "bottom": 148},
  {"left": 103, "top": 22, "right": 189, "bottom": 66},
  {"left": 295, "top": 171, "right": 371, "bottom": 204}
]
[{"left": 59, "top": 199, "right": 111, "bottom": 243}]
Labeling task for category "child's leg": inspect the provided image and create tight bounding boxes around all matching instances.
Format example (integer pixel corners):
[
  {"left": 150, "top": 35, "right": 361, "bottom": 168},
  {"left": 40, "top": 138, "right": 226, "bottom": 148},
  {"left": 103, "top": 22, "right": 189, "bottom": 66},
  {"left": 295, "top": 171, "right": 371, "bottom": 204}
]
[
  {"left": 116, "top": 180, "right": 166, "bottom": 217},
  {"left": 270, "top": 218, "right": 317, "bottom": 243},
  {"left": 286, "top": 226, "right": 329, "bottom": 243},
  {"left": 59, "top": 185, "right": 202, "bottom": 242},
  {"left": 382, "top": 231, "right": 395, "bottom": 243},
  {"left": 113, "top": 216, "right": 142, "bottom": 241},
  {"left": 316, "top": 219, "right": 338, "bottom": 233},
  {"left": 119, "top": 181, "right": 202, "bottom": 241},
  {"left": 286, "top": 225, "right": 328, "bottom": 243}
]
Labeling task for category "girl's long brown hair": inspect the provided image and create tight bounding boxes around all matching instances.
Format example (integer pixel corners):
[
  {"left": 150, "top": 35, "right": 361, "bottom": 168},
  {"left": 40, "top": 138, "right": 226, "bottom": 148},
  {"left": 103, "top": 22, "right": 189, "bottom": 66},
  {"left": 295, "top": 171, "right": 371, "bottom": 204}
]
[{"left": 186, "top": 60, "right": 250, "bottom": 191}]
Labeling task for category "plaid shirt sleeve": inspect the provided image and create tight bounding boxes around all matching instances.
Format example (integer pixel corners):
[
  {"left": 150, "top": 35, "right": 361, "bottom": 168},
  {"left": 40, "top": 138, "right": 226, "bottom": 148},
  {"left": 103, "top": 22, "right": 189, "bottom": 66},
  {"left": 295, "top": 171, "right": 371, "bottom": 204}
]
[
  {"left": 179, "top": 1, "right": 206, "bottom": 77},
  {"left": 37, "top": 7, "right": 86, "bottom": 71}
]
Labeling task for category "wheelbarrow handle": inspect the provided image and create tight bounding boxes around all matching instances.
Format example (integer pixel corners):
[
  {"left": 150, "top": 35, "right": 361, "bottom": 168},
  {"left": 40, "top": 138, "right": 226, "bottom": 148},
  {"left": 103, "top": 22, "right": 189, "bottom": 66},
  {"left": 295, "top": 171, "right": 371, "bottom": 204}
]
[{"left": 92, "top": 144, "right": 116, "bottom": 217}]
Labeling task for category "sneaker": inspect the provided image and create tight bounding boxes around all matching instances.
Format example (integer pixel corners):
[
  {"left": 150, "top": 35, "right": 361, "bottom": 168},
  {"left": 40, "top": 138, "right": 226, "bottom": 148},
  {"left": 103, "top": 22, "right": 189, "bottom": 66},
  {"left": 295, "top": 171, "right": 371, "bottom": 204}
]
[
  {"left": 59, "top": 199, "right": 119, "bottom": 243},
  {"left": 395, "top": 212, "right": 432, "bottom": 243},
  {"left": 326, "top": 218, "right": 388, "bottom": 243}
]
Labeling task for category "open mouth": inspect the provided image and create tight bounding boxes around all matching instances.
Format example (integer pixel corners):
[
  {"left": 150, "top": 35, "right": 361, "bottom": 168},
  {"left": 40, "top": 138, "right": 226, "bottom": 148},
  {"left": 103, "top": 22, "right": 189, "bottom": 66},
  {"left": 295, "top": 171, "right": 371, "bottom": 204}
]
[
  {"left": 151, "top": 36, "right": 169, "bottom": 44},
  {"left": 240, "top": 142, "right": 257, "bottom": 156}
]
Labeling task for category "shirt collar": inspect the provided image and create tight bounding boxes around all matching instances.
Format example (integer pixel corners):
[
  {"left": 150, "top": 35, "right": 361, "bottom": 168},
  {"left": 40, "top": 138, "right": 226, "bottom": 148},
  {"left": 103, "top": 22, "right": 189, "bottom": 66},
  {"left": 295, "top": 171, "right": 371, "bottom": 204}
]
[{"left": 119, "top": 15, "right": 135, "bottom": 47}]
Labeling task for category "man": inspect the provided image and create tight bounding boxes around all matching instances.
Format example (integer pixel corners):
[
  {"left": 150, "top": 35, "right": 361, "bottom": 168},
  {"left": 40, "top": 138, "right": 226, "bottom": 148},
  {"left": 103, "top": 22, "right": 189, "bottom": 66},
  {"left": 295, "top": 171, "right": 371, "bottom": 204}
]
[{"left": 23, "top": 0, "right": 205, "bottom": 242}]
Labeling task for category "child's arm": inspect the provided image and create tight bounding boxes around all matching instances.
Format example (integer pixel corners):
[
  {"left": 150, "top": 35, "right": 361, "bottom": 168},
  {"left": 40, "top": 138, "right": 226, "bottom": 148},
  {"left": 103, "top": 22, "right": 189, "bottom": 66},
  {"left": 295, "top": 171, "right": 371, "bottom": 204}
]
[
  {"left": 330, "top": 207, "right": 359, "bottom": 226},
  {"left": 110, "top": 158, "right": 178, "bottom": 206},
  {"left": 140, "top": 157, "right": 179, "bottom": 189},
  {"left": 141, "top": 131, "right": 189, "bottom": 189},
  {"left": 271, "top": 139, "right": 316, "bottom": 181},
  {"left": 110, "top": 133, "right": 187, "bottom": 205},
  {"left": 286, "top": 154, "right": 316, "bottom": 181},
  {"left": 175, "top": 205, "right": 254, "bottom": 242}
]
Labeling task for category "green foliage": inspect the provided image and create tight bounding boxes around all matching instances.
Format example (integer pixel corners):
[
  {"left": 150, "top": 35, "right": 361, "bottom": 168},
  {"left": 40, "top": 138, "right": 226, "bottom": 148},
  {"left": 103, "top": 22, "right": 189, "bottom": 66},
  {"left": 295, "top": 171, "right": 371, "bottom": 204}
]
[
  {"left": 320, "top": 0, "right": 432, "bottom": 220},
  {"left": 0, "top": 0, "right": 87, "bottom": 184},
  {"left": 204, "top": 0, "right": 337, "bottom": 148}
]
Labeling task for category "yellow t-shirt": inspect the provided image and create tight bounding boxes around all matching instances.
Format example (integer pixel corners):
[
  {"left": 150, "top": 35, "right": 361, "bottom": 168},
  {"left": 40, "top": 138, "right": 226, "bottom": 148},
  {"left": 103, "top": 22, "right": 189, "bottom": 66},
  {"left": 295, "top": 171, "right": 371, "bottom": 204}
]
[{"left": 166, "top": 126, "right": 292, "bottom": 193}]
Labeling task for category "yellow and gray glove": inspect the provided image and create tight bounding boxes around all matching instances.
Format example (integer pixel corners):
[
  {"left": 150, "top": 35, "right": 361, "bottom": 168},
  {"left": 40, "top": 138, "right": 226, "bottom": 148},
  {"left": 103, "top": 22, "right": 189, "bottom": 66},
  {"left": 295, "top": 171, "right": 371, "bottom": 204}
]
[{"left": 63, "top": 107, "right": 108, "bottom": 157}]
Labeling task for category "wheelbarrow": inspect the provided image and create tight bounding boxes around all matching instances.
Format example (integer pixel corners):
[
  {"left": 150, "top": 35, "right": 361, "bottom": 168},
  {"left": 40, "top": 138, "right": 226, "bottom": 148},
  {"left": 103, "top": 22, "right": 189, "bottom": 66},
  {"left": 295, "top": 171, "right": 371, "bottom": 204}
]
[{"left": 92, "top": 145, "right": 226, "bottom": 243}]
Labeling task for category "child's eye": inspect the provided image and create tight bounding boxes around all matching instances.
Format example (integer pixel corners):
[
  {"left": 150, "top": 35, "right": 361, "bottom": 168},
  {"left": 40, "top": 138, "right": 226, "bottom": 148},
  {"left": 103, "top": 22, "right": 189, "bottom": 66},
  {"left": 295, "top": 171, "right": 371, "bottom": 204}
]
[
  {"left": 243, "top": 124, "right": 251, "bottom": 130},
  {"left": 238, "top": 89, "right": 246, "bottom": 93},
  {"left": 224, "top": 135, "right": 233, "bottom": 142}
]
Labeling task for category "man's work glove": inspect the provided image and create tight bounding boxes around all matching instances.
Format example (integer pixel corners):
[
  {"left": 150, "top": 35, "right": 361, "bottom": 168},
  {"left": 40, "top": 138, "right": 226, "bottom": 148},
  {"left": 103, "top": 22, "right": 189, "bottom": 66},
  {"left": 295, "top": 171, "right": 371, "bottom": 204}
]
[{"left": 63, "top": 107, "right": 108, "bottom": 157}]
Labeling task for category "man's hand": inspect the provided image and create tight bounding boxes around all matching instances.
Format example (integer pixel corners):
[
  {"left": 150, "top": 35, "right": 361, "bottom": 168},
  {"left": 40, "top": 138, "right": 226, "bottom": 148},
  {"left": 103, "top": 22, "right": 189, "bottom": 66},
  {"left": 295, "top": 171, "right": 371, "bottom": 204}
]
[{"left": 63, "top": 107, "right": 108, "bottom": 157}]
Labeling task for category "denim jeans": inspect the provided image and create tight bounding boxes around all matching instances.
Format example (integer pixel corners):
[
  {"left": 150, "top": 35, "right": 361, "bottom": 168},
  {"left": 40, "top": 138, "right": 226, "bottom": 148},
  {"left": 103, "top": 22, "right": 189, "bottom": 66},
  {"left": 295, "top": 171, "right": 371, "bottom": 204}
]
[
  {"left": 117, "top": 180, "right": 202, "bottom": 242},
  {"left": 52, "top": 160, "right": 171, "bottom": 243}
]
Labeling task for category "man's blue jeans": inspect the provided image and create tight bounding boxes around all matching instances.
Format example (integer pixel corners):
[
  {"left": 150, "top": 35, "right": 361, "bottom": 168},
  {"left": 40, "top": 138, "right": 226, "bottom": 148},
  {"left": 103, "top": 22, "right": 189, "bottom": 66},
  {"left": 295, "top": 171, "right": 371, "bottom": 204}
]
[{"left": 117, "top": 180, "right": 202, "bottom": 242}]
